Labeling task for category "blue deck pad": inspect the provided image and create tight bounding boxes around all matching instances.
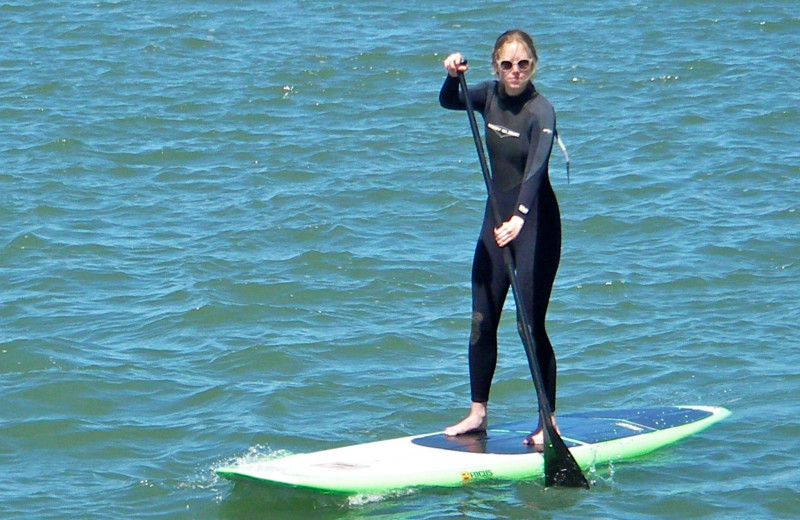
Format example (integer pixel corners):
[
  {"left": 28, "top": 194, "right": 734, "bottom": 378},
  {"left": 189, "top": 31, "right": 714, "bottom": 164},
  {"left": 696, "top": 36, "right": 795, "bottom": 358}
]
[{"left": 412, "top": 407, "right": 714, "bottom": 455}]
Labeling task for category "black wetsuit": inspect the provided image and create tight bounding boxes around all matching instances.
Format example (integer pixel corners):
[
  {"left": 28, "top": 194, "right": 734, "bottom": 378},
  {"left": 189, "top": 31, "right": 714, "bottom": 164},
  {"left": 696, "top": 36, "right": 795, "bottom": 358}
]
[{"left": 439, "top": 75, "right": 561, "bottom": 410}]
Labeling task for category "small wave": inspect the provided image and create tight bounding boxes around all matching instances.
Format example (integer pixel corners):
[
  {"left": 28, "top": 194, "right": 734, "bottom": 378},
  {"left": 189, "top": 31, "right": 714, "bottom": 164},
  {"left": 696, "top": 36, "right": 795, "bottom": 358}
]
[{"left": 214, "top": 444, "right": 293, "bottom": 472}]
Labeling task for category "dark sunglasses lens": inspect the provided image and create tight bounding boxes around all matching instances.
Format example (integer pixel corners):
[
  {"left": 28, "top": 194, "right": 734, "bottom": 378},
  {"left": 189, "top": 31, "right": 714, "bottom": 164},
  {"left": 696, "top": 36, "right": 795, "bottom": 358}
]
[{"left": 499, "top": 60, "right": 531, "bottom": 72}]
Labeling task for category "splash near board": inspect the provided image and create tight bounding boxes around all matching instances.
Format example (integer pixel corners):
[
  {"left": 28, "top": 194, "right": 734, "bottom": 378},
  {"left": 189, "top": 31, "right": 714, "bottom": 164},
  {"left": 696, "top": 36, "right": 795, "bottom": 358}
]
[{"left": 216, "top": 405, "right": 729, "bottom": 494}]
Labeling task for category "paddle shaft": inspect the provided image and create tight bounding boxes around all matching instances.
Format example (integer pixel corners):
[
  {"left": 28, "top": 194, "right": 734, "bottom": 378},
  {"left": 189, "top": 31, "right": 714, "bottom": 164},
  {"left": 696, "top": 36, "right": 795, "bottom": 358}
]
[{"left": 456, "top": 70, "right": 588, "bottom": 488}]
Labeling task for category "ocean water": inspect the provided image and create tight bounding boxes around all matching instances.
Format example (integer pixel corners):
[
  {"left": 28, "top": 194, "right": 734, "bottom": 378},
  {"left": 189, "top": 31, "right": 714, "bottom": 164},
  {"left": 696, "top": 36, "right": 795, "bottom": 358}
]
[{"left": 2, "top": 1, "right": 798, "bottom": 518}]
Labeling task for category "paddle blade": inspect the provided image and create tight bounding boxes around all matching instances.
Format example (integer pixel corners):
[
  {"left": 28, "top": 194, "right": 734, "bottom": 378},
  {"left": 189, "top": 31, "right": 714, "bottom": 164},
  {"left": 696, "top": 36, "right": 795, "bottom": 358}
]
[{"left": 543, "top": 428, "right": 590, "bottom": 489}]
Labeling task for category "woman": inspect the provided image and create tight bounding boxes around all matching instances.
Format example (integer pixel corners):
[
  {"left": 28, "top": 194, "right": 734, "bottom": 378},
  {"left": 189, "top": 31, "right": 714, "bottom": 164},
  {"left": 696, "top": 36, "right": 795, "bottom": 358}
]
[{"left": 439, "top": 30, "right": 562, "bottom": 446}]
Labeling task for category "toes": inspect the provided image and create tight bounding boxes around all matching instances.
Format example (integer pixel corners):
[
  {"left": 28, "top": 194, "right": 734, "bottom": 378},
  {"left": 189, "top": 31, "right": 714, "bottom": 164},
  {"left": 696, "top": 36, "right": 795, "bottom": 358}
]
[
  {"left": 444, "top": 418, "right": 487, "bottom": 436},
  {"left": 523, "top": 429, "right": 543, "bottom": 445}
]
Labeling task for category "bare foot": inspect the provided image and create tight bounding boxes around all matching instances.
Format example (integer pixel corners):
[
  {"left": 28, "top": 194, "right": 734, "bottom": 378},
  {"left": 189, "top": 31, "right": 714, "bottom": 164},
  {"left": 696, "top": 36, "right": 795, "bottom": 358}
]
[
  {"left": 523, "top": 428, "right": 544, "bottom": 446},
  {"left": 523, "top": 416, "right": 558, "bottom": 445},
  {"left": 444, "top": 402, "right": 488, "bottom": 436}
]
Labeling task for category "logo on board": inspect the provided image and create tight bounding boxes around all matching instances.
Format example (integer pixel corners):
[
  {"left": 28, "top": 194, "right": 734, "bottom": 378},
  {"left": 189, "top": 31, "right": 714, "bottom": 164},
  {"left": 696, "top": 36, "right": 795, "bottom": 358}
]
[{"left": 461, "top": 469, "right": 494, "bottom": 482}]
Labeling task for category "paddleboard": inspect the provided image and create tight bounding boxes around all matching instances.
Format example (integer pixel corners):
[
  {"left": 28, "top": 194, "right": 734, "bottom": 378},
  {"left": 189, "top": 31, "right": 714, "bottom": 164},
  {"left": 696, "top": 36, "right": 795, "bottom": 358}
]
[{"left": 216, "top": 405, "right": 729, "bottom": 494}]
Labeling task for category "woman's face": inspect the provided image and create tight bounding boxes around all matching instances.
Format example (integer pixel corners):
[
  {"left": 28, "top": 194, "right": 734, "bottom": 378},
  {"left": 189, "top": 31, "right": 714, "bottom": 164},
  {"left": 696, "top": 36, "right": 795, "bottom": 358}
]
[{"left": 494, "top": 41, "right": 535, "bottom": 96}]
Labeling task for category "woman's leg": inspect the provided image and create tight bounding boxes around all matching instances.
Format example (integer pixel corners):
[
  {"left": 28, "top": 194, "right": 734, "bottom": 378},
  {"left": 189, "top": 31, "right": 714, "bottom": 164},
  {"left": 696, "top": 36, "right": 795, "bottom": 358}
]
[{"left": 445, "top": 220, "right": 509, "bottom": 436}]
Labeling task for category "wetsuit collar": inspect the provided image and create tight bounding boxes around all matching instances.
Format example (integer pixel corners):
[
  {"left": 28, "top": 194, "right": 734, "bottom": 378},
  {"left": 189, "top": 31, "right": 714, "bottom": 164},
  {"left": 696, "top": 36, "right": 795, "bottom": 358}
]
[{"left": 497, "top": 80, "right": 536, "bottom": 101}]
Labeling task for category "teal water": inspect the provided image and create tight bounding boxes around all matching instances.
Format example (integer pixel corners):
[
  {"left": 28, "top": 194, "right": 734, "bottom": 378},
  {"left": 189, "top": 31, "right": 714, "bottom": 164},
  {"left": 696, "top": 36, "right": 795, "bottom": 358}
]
[{"left": 2, "top": 1, "right": 799, "bottom": 518}]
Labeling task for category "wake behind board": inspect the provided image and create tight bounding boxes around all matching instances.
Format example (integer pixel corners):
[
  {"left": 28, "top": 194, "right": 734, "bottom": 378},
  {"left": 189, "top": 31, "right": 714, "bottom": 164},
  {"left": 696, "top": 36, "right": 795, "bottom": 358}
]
[{"left": 216, "top": 405, "right": 730, "bottom": 494}]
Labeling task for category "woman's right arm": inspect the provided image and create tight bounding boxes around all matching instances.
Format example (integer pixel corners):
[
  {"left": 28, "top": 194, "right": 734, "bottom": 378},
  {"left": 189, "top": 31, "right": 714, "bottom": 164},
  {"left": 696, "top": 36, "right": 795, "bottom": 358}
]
[
  {"left": 439, "top": 74, "right": 463, "bottom": 110},
  {"left": 439, "top": 52, "right": 469, "bottom": 110}
]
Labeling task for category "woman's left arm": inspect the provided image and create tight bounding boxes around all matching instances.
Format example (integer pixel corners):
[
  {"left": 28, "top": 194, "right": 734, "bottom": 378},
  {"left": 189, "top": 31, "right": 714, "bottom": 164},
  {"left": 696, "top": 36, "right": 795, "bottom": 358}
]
[{"left": 514, "top": 100, "right": 556, "bottom": 220}]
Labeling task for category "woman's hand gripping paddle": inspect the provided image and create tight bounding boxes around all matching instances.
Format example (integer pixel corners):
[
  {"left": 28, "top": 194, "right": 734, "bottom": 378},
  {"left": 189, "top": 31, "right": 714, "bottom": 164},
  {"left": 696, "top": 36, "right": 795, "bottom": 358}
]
[{"left": 456, "top": 67, "right": 589, "bottom": 489}]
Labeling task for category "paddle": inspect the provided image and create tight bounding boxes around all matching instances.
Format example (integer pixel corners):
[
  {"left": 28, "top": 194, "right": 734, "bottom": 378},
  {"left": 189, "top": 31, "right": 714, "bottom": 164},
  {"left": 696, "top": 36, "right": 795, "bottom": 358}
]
[{"left": 456, "top": 68, "right": 589, "bottom": 489}]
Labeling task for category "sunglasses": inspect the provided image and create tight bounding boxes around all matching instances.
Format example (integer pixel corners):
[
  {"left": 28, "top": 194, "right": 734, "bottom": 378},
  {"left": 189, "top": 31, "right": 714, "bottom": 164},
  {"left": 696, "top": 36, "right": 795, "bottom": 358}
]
[{"left": 498, "top": 59, "right": 532, "bottom": 72}]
